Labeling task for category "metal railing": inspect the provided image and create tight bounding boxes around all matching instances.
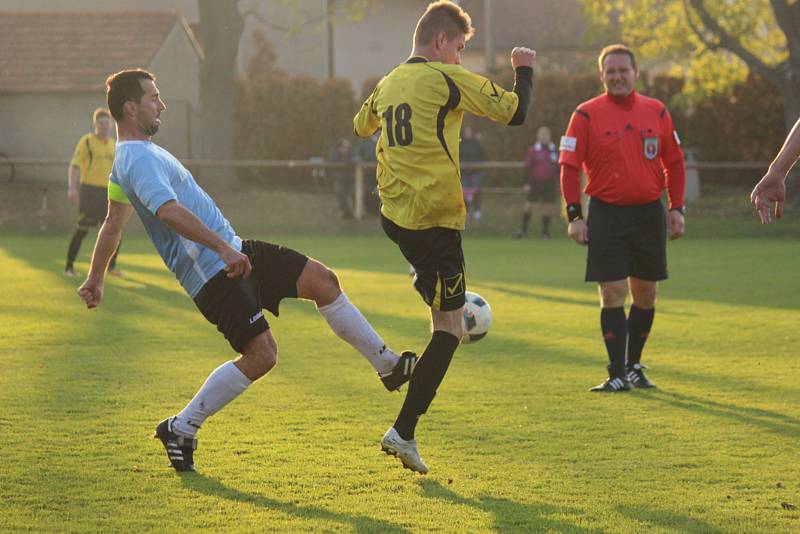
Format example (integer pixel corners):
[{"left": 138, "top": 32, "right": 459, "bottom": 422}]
[{"left": 0, "top": 157, "right": 771, "bottom": 219}]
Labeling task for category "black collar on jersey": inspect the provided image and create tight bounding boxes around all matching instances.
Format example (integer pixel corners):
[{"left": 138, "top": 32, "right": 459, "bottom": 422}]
[{"left": 406, "top": 56, "right": 429, "bottom": 64}]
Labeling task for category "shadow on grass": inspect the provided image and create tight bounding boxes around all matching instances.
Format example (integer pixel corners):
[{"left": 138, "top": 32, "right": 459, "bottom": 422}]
[
  {"left": 614, "top": 503, "right": 724, "bottom": 533},
  {"left": 181, "top": 473, "right": 411, "bottom": 533},
  {"left": 637, "top": 389, "right": 800, "bottom": 439},
  {"left": 481, "top": 283, "right": 597, "bottom": 309},
  {"left": 418, "top": 479, "right": 604, "bottom": 533}
]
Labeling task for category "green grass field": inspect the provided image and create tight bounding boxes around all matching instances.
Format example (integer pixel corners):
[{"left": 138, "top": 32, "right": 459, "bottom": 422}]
[{"left": 1, "top": 230, "right": 799, "bottom": 533}]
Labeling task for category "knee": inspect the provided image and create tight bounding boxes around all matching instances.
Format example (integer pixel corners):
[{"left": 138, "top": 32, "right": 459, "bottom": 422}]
[
  {"left": 632, "top": 288, "right": 657, "bottom": 308},
  {"left": 301, "top": 260, "right": 341, "bottom": 306},
  {"left": 432, "top": 309, "right": 464, "bottom": 341},
  {"left": 600, "top": 285, "right": 627, "bottom": 308}
]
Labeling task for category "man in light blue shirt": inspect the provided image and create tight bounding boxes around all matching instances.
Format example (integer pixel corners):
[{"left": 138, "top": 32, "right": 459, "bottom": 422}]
[{"left": 78, "top": 69, "right": 417, "bottom": 472}]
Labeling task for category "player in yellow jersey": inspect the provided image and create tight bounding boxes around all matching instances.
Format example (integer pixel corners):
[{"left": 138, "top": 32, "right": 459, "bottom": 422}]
[
  {"left": 354, "top": 0, "right": 535, "bottom": 474},
  {"left": 65, "top": 108, "right": 122, "bottom": 276}
]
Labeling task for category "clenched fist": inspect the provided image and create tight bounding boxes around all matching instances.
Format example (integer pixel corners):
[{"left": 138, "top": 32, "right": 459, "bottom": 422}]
[{"left": 511, "top": 47, "right": 536, "bottom": 69}]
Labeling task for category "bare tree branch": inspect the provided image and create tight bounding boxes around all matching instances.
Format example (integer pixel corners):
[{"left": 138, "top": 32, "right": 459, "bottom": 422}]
[{"left": 687, "top": 0, "right": 781, "bottom": 86}]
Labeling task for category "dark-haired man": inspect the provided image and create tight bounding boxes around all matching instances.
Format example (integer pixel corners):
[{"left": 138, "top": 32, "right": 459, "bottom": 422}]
[
  {"left": 65, "top": 108, "right": 122, "bottom": 276},
  {"left": 78, "top": 69, "right": 416, "bottom": 472},
  {"left": 355, "top": 0, "right": 535, "bottom": 473},
  {"left": 559, "top": 44, "right": 686, "bottom": 392}
]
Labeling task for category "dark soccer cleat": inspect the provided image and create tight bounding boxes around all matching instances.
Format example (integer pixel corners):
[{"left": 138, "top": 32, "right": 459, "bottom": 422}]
[
  {"left": 154, "top": 417, "right": 197, "bottom": 472},
  {"left": 379, "top": 351, "right": 418, "bottom": 392},
  {"left": 589, "top": 376, "right": 632, "bottom": 392},
  {"left": 627, "top": 363, "right": 656, "bottom": 389}
]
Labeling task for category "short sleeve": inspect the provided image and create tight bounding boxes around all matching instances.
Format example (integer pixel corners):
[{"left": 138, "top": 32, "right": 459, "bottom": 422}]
[
  {"left": 448, "top": 67, "right": 519, "bottom": 125},
  {"left": 558, "top": 109, "right": 589, "bottom": 169},
  {"left": 70, "top": 135, "right": 89, "bottom": 168},
  {"left": 128, "top": 156, "right": 177, "bottom": 215}
]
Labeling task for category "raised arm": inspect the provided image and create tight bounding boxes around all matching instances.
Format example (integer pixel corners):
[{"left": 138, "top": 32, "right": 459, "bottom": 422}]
[{"left": 750, "top": 116, "right": 800, "bottom": 224}]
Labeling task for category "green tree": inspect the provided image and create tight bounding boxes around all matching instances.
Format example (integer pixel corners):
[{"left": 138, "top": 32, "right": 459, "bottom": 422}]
[{"left": 581, "top": 0, "right": 800, "bottom": 132}]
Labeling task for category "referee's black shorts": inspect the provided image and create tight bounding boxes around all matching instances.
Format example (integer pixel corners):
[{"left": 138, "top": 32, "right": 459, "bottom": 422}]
[
  {"left": 585, "top": 197, "right": 668, "bottom": 283},
  {"left": 381, "top": 214, "right": 466, "bottom": 311},
  {"left": 193, "top": 240, "right": 309, "bottom": 353}
]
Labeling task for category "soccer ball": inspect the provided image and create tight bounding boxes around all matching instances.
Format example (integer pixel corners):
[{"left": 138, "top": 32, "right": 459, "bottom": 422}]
[{"left": 461, "top": 291, "right": 492, "bottom": 344}]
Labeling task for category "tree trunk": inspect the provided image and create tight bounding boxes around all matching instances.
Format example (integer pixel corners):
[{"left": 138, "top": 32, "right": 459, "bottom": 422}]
[
  {"left": 781, "top": 66, "right": 800, "bottom": 134},
  {"left": 196, "top": 0, "right": 244, "bottom": 167}
]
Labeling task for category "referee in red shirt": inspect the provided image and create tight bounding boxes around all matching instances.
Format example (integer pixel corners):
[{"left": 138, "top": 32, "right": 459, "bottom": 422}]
[{"left": 559, "top": 44, "right": 686, "bottom": 392}]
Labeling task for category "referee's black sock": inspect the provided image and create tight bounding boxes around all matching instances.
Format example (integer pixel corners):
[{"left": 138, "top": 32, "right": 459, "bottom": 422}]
[
  {"left": 66, "top": 227, "right": 88, "bottom": 269},
  {"left": 627, "top": 305, "right": 655, "bottom": 366},
  {"left": 393, "top": 330, "right": 460, "bottom": 441},
  {"left": 600, "top": 307, "right": 627, "bottom": 378}
]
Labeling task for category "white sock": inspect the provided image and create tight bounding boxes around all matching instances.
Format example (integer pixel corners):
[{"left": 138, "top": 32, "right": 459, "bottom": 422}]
[
  {"left": 317, "top": 292, "right": 398, "bottom": 374},
  {"left": 172, "top": 361, "right": 252, "bottom": 437}
]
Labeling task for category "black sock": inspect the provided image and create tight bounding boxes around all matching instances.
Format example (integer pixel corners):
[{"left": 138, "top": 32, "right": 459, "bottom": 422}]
[
  {"left": 520, "top": 212, "right": 531, "bottom": 233},
  {"left": 66, "top": 228, "right": 88, "bottom": 269},
  {"left": 600, "top": 307, "right": 627, "bottom": 378},
  {"left": 394, "top": 330, "right": 460, "bottom": 440},
  {"left": 627, "top": 305, "right": 655, "bottom": 366},
  {"left": 542, "top": 216, "right": 551, "bottom": 234}
]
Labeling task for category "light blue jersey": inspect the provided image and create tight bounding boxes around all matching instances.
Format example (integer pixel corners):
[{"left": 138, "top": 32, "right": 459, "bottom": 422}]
[{"left": 109, "top": 140, "right": 242, "bottom": 298}]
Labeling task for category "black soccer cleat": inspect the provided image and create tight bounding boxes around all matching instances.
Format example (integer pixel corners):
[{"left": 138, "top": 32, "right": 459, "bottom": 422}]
[
  {"left": 379, "top": 351, "right": 418, "bottom": 392},
  {"left": 154, "top": 417, "right": 197, "bottom": 472},
  {"left": 589, "top": 376, "right": 632, "bottom": 392},
  {"left": 627, "top": 363, "right": 657, "bottom": 389}
]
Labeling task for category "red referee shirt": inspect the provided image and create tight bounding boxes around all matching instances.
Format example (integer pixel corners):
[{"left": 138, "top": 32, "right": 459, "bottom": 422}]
[{"left": 559, "top": 90, "right": 686, "bottom": 209}]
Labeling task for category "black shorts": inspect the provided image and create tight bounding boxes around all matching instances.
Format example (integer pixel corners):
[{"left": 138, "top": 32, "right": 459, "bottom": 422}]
[
  {"left": 78, "top": 183, "right": 108, "bottom": 226},
  {"left": 193, "top": 240, "right": 309, "bottom": 353},
  {"left": 585, "top": 197, "right": 668, "bottom": 282},
  {"left": 381, "top": 214, "right": 466, "bottom": 311},
  {"left": 526, "top": 179, "right": 557, "bottom": 202}
]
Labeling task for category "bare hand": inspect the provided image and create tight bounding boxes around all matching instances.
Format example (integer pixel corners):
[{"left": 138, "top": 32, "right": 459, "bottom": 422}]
[
  {"left": 78, "top": 278, "right": 104, "bottom": 309},
  {"left": 220, "top": 246, "right": 252, "bottom": 279},
  {"left": 668, "top": 210, "right": 685, "bottom": 240},
  {"left": 511, "top": 47, "right": 536, "bottom": 69},
  {"left": 750, "top": 171, "right": 786, "bottom": 224},
  {"left": 568, "top": 219, "right": 588, "bottom": 245},
  {"left": 68, "top": 188, "right": 78, "bottom": 205}
]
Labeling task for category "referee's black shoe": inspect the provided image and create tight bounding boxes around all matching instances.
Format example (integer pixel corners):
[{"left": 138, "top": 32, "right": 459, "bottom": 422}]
[
  {"left": 154, "top": 417, "right": 197, "bottom": 472},
  {"left": 380, "top": 351, "right": 418, "bottom": 392},
  {"left": 627, "top": 363, "right": 657, "bottom": 389},
  {"left": 589, "top": 376, "right": 632, "bottom": 392}
]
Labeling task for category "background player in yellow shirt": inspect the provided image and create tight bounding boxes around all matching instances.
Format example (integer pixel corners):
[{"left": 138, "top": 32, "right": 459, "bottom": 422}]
[
  {"left": 354, "top": 0, "right": 535, "bottom": 474},
  {"left": 65, "top": 108, "right": 122, "bottom": 276}
]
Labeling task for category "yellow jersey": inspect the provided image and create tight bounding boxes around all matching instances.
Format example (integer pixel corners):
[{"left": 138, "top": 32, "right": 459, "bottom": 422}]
[
  {"left": 70, "top": 133, "right": 115, "bottom": 188},
  {"left": 354, "top": 58, "right": 524, "bottom": 230}
]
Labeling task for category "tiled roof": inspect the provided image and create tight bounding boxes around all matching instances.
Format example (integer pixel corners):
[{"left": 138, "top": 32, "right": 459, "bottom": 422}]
[{"left": 0, "top": 11, "right": 199, "bottom": 92}]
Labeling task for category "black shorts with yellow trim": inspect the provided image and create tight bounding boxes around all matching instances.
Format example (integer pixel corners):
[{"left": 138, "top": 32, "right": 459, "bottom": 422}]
[
  {"left": 77, "top": 183, "right": 109, "bottom": 227},
  {"left": 381, "top": 214, "right": 466, "bottom": 311},
  {"left": 193, "top": 240, "right": 309, "bottom": 353}
]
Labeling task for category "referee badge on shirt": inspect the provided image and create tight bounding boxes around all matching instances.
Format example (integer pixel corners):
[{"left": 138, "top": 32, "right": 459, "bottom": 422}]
[{"left": 643, "top": 136, "right": 659, "bottom": 160}]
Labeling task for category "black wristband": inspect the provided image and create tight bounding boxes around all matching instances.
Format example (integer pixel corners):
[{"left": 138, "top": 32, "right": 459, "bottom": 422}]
[
  {"left": 567, "top": 203, "right": 583, "bottom": 222},
  {"left": 670, "top": 206, "right": 686, "bottom": 216}
]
